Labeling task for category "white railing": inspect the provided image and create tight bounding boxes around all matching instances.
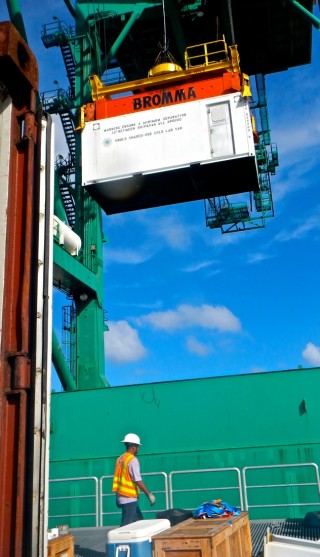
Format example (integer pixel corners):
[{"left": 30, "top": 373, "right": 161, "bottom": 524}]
[
  {"left": 49, "top": 462, "right": 320, "bottom": 527},
  {"left": 49, "top": 476, "right": 99, "bottom": 526},
  {"left": 169, "top": 467, "right": 243, "bottom": 509},
  {"left": 242, "top": 462, "right": 320, "bottom": 513}
]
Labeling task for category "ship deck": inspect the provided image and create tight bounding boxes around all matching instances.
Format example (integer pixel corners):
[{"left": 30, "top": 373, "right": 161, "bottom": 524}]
[{"left": 70, "top": 519, "right": 320, "bottom": 557}]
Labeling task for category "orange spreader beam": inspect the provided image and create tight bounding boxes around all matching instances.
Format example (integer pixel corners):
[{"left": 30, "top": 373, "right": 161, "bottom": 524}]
[{"left": 83, "top": 71, "right": 244, "bottom": 121}]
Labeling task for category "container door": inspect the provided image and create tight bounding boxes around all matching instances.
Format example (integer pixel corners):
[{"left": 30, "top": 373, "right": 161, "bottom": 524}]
[{"left": 207, "top": 100, "right": 235, "bottom": 158}]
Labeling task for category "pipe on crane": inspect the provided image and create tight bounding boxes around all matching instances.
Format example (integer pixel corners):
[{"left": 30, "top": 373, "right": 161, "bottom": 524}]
[
  {"left": 5, "top": 0, "right": 27, "bottom": 42},
  {"left": 52, "top": 330, "right": 77, "bottom": 391},
  {"left": 287, "top": 0, "right": 320, "bottom": 29}
]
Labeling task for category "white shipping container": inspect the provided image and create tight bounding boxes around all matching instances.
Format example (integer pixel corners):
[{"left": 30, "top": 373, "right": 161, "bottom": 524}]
[{"left": 81, "top": 92, "right": 259, "bottom": 214}]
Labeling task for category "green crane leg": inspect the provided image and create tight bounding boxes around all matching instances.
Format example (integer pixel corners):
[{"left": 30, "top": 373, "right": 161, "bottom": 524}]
[
  {"left": 74, "top": 298, "right": 109, "bottom": 390},
  {"left": 52, "top": 329, "right": 76, "bottom": 391},
  {"left": 104, "top": 10, "right": 143, "bottom": 68}
]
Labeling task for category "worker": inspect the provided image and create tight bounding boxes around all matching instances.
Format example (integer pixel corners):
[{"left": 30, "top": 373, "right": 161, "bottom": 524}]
[{"left": 112, "top": 433, "right": 156, "bottom": 526}]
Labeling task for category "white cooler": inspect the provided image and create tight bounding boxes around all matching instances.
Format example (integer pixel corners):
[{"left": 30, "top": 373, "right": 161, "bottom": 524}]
[{"left": 106, "top": 519, "right": 171, "bottom": 557}]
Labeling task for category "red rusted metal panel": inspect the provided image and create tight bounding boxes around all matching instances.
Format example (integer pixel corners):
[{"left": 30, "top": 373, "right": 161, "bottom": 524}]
[
  {"left": 0, "top": 21, "right": 39, "bottom": 557},
  {"left": 0, "top": 21, "right": 38, "bottom": 107},
  {"left": 0, "top": 391, "right": 27, "bottom": 556}
]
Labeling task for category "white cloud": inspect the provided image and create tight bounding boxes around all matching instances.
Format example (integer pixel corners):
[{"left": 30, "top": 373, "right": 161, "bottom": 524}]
[
  {"left": 157, "top": 218, "right": 192, "bottom": 250},
  {"left": 105, "top": 321, "right": 147, "bottom": 363},
  {"left": 272, "top": 153, "right": 319, "bottom": 203},
  {"left": 273, "top": 125, "right": 320, "bottom": 160},
  {"left": 52, "top": 115, "right": 68, "bottom": 158},
  {"left": 186, "top": 336, "right": 212, "bottom": 356},
  {"left": 106, "top": 247, "right": 154, "bottom": 264},
  {"left": 247, "top": 252, "right": 273, "bottom": 264},
  {"left": 135, "top": 304, "right": 241, "bottom": 333},
  {"left": 207, "top": 269, "right": 221, "bottom": 277},
  {"left": 302, "top": 342, "right": 320, "bottom": 367},
  {"left": 266, "top": 66, "right": 320, "bottom": 204},
  {"left": 104, "top": 210, "right": 197, "bottom": 266},
  {"left": 103, "top": 212, "right": 131, "bottom": 228},
  {"left": 182, "top": 260, "right": 215, "bottom": 272},
  {"left": 138, "top": 211, "right": 195, "bottom": 251},
  {"left": 267, "top": 67, "right": 320, "bottom": 162},
  {"left": 117, "top": 300, "right": 163, "bottom": 310},
  {"left": 250, "top": 366, "right": 266, "bottom": 374},
  {"left": 210, "top": 231, "right": 243, "bottom": 246},
  {"left": 275, "top": 209, "right": 320, "bottom": 242}
]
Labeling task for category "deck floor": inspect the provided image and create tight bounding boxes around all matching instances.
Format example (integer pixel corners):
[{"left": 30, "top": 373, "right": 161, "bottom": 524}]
[{"left": 70, "top": 519, "right": 320, "bottom": 557}]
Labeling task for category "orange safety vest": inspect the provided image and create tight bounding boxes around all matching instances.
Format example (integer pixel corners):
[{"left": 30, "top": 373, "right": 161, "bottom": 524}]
[{"left": 112, "top": 452, "right": 140, "bottom": 498}]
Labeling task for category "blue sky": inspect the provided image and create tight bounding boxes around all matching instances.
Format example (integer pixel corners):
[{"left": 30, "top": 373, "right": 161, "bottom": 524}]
[{"left": 2, "top": 2, "right": 320, "bottom": 389}]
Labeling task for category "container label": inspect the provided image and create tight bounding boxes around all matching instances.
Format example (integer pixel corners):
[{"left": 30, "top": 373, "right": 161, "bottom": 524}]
[{"left": 133, "top": 87, "right": 196, "bottom": 110}]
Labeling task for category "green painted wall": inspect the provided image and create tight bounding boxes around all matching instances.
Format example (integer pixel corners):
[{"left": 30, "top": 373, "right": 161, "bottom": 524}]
[{"left": 49, "top": 367, "right": 320, "bottom": 526}]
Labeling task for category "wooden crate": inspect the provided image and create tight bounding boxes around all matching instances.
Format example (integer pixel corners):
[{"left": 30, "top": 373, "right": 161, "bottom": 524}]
[
  {"left": 48, "top": 533, "right": 74, "bottom": 557},
  {"left": 152, "top": 512, "right": 252, "bottom": 557}
]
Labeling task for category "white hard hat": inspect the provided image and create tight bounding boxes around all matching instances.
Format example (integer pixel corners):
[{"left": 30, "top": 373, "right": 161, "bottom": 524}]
[{"left": 121, "top": 433, "right": 141, "bottom": 445}]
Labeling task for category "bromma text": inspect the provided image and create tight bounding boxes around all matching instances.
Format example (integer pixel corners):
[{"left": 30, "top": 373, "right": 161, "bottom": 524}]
[{"left": 133, "top": 87, "right": 196, "bottom": 110}]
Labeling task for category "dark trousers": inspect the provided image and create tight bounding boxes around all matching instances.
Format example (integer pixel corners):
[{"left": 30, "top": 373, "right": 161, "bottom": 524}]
[{"left": 118, "top": 500, "right": 143, "bottom": 526}]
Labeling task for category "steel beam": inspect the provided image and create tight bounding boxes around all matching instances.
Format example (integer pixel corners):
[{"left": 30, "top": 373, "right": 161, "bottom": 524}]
[{"left": 0, "top": 21, "right": 40, "bottom": 557}]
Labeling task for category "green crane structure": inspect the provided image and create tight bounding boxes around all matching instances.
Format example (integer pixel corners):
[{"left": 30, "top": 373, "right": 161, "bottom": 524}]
[
  {"left": 2, "top": 1, "right": 320, "bottom": 551},
  {"left": 34, "top": 0, "right": 318, "bottom": 391}
]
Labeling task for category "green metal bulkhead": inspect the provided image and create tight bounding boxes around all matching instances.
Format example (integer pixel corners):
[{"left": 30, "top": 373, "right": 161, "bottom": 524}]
[{"left": 49, "top": 366, "right": 320, "bottom": 527}]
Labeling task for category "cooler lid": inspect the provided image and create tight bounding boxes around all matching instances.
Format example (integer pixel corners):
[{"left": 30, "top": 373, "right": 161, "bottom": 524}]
[{"left": 107, "top": 519, "right": 170, "bottom": 542}]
